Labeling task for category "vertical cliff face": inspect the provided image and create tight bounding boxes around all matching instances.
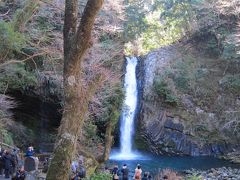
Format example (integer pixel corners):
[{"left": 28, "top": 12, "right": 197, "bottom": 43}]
[{"left": 136, "top": 44, "right": 240, "bottom": 156}]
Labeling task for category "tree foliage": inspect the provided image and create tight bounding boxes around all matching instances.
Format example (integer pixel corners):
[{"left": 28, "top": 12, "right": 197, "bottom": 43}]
[
  {"left": 0, "top": 95, "right": 16, "bottom": 145},
  {"left": 0, "top": 22, "right": 26, "bottom": 61},
  {"left": 124, "top": 0, "right": 196, "bottom": 54},
  {"left": 153, "top": 76, "right": 179, "bottom": 105},
  {"left": 0, "top": 64, "right": 37, "bottom": 93},
  {"left": 124, "top": 0, "right": 240, "bottom": 55},
  {"left": 90, "top": 172, "right": 112, "bottom": 180}
]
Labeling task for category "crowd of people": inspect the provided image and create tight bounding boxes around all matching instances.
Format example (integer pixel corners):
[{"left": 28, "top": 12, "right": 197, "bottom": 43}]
[
  {"left": 70, "top": 160, "right": 152, "bottom": 180},
  {"left": 1, "top": 145, "right": 153, "bottom": 180},
  {"left": 0, "top": 146, "right": 38, "bottom": 179},
  {"left": 0, "top": 147, "right": 26, "bottom": 179},
  {"left": 111, "top": 164, "right": 152, "bottom": 180}
]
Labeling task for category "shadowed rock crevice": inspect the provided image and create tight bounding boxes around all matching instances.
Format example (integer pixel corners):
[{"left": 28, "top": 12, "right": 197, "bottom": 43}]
[{"left": 8, "top": 90, "right": 61, "bottom": 152}]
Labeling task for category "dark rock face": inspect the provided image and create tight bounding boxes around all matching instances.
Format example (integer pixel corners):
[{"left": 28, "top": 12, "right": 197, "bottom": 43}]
[
  {"left": 9, "top": 91, "right": 61, "bottom": 151},
  {"left": 6, "top": 72, "right": 63, "bottom": 151},
  {"left": 28, "top": 72, "right": 63, "bottom": 103},
  {"left": 142, "top": 113, "right": 238, "bottom": 156},
  {"left": 136, "top": 46, "right": 240, "bottom": 156}
]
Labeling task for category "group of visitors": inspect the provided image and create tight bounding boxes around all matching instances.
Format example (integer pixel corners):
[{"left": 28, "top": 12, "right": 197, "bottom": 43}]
[
  {"left": 0, "top": 145, "right": 39, "bottom": 179},
  {"left": 111, "top": 164, "right": 152, "bottom": 180},
  {"left": 0, "top": 147, "right": 26, "bottom": 179},
  {"left": 71, "top": 160, "right": 153, "bottom": 180}
]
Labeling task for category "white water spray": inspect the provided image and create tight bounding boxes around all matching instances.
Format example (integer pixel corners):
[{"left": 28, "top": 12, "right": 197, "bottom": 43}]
[{"left": 110, "top": 57, "right": 139, "bottom": 160}]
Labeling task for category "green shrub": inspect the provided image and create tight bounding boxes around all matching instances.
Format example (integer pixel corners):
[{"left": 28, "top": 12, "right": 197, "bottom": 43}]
[
  {"left": 220, "top": 74, "right": 240, "bottom": 94},
  {"left": 222, "top": 42, "right": 240, "bottom": 60},
  {"left": 187, "top": 175, "right": 203, "bottom": 180},
  {"left": 0, "top": 129, "right": 14, "bottom": 146},
  {"left": 0, "top": 63, "right": 37, "bottom": 93},
  {"left": 36, "top": 16, "right": 54, "bottom": 30},
  {"left": 0, "top": 21, "right": 26, "bottom": 59},
  {"left": 153, "top": 77, "right": 179, "bottom": 105},
  {"left": 171, "top": 60, "right": 195, "bottom": 93},
  {"left": 97, "top": 83, "right": 124, "bottom": 125},
  {"left": 85, "top": 121, "right": 98, "bottom": 140},
  {"left": 83, "top": 83, "right": 124, "bottom": 146},
  {"left": 173, "top": 74, "right": 190, "bottom": 92},
  {"left": 90, "top": 172, "right": 112, "bottom": 180},
  {"left": 202, "top": 35, "right": 221, "bottom": 57}
]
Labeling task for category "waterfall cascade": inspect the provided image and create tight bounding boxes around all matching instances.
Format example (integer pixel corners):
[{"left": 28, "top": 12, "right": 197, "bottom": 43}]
[
  {"left": 110, "top": 56, "right": 139, "bottom": 160},
  {"left": 120, "top": 57, "right": 138, "bottom": 155}
]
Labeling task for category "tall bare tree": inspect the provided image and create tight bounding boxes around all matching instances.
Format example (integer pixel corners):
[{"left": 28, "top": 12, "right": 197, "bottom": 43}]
[{"left": 46, "top": 0, "right": 104, "bottom": 179}]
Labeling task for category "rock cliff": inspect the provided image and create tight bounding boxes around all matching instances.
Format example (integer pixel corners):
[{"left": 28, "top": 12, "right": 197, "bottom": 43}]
[{"left": 136, "top": 43, "right": 240, "bottom": 156}]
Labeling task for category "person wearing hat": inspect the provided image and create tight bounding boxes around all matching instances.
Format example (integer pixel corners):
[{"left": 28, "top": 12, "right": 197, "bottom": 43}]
[
  {"left": 121, "top": 164, "right": 129, "bottom": 180},
  {"left": 134, "top": 164, "right": 142, "bottom": 180}
]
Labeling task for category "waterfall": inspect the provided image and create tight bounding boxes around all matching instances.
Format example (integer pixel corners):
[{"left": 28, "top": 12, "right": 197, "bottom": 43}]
[
  {"left": 120, "top": 56, "right": 138, "bottom": 155},
  {"left": 110, "top": 57, "right": 139, "bottom": 160}
]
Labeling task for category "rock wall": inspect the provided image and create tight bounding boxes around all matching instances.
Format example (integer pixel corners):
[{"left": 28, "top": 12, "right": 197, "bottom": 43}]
[{"left": 137, "top": 45, "right": 240, "bottom": 156}]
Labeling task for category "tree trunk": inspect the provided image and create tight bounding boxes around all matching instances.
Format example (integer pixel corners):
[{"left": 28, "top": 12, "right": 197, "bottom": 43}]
[
  {"left": 98, "top": 122, "right": 113, "bottom": 163},
  {"left": 46, "top": 1, "right": 104, "bottom": 179}
]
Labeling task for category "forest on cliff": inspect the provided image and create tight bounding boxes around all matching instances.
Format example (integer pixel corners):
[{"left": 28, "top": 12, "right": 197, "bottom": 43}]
[{"left": 0, "top": 0, "right": 240, "bottom": 179}]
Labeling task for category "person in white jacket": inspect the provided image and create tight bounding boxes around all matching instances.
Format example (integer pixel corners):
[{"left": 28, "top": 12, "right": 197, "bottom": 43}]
[{"left": 134, "top": 164, "right": 142, "bottom": 180}]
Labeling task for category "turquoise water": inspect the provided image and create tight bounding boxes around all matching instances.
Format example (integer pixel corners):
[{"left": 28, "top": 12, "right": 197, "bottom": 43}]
[{"left": 108, "top": 149, "right": 240, "bottom": 178}]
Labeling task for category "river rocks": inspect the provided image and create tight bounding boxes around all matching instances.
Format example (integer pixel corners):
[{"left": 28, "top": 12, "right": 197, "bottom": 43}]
[
  {"left": 221, "top": 152, "right": 240, "bottom": 164},
  {"left": 184, "top": 167, "right": 240, "bottom": 180}
]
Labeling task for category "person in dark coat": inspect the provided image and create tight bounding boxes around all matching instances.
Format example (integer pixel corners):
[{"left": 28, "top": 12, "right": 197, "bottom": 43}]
[
  {"left": 121, "top": 164, "right": 129, "bottom": 180},
  {"left": 0, "top": 149, "right": 5, "bottom": 175},
  {"left": 142, "top": 172, "right": 148, "bottom": 180},
  {"left": 15, "top": 166, "right": 26, "bottom": 180},
  {"left": 3, "top": 150, "right": 14, "bottom": 178},
  {"left": 148, "top": 173, "right": 152, "bottom": 180},
  {"left": 112, "top": 165, "right": 119, "bottom": 180},
  {"left": 11, "top": 148, "right": 18, "bottom": 177}
]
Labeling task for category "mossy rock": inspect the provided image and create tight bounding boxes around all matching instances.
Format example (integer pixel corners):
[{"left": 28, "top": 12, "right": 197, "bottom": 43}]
[{"left": 134, "top": 135, "right": 149, "bottom": 151}]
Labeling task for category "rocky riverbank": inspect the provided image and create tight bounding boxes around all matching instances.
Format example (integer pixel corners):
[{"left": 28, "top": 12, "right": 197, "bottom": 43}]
[
  {"left": 184, "top": 167, "right": 240, "bottom": 180},
  {"left": 220, "top": 152, "right": 240, "bottom": 164}
]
